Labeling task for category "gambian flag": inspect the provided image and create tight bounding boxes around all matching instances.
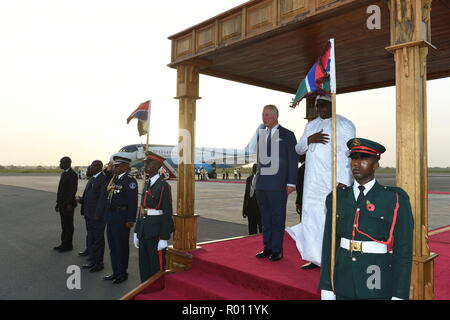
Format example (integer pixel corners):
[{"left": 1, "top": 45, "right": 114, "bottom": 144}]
[
  {"left": 290, "top": 39, "right": 336, "bottom": 108},
  {"left": 127, "top": 100, "right": 151, "bottom": 136}
]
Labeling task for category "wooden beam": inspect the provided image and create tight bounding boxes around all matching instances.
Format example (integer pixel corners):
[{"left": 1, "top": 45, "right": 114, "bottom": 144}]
[
  {"left": 388, "top": 0, "right": 437, "bottom": 300},
  {"left": 119, "top": 270, "right": 174, "bottom": 300}
]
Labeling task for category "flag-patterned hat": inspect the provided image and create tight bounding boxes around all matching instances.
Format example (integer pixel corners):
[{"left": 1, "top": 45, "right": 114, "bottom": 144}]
[{"left": 347, "top": 138, "right": 386, "bottom": 159}]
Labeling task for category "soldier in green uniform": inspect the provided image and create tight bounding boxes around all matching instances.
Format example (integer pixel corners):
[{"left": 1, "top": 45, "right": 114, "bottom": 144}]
[
  {"left": 319, "top": 138, "right": 414, "bottom": 300},
  {"left": 133, "top": 154, "right": 174, "bottom": 282}
]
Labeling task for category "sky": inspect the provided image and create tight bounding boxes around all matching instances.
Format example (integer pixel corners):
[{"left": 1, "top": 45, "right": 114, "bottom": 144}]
[{"left": 1, "top": 0, "right": 449, "bottom": 168}]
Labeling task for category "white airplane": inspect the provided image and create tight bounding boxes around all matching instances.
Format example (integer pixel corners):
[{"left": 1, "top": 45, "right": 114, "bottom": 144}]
[{"left": 117, "top": 142, "right": 257, "bottom": 179}]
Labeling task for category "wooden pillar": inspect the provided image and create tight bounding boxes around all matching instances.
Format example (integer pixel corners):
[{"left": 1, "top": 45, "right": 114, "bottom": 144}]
[
  {"left": 167, "top": 63, "right": 200, "bottom": 272},
  {"left": 387, "top": 0, "right": 437, "bottom": 300}
]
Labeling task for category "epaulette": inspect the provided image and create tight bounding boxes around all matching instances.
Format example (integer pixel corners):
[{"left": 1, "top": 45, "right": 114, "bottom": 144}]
[{"left": 383, "top": 185, "right": 410, "bottom": 199}]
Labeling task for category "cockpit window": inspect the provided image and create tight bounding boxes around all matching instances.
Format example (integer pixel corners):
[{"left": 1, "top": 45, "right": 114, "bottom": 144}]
[{"left": 119, "top": 145, "right": 137, "bottom": 152}]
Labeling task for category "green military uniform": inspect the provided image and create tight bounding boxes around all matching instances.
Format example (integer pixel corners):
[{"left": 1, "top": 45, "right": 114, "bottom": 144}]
[
  {"left": 319, "top": 138, "right": 414, "bottom": 300},
  {"left": 134, "top": 175, "right": 174, "bottom": 282}
]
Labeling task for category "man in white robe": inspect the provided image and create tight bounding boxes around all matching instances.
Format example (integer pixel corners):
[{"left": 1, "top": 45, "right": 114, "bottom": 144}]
[{"left": 286, "top": 95, "right": 355, "bottom": 268}]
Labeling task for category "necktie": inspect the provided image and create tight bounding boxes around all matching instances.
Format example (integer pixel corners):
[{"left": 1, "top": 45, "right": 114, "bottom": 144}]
[
  {"left": 357, "top": 185, "right": 365, "bottom": 205},
  {"left": 267, "top": 128, "right": 272, "bottom": 157},
  {"left": 249, "top": 174, "right": 257, "bottom": 198}
]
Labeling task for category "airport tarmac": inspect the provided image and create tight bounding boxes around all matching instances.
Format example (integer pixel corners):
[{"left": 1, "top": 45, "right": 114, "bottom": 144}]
[{"left": 0, "top": 173, "right": 449, "bottom": 300}]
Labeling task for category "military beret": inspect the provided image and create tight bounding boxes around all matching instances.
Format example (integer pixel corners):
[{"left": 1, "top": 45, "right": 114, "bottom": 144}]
[{"left": 347, "top": 138, "right": 386, "bottom": 159}]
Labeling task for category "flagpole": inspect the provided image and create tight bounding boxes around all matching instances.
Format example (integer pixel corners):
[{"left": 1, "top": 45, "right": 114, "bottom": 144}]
[
  {"left": 329, "top": 38, "right": 337, "bottom": 292},
  {"left": 146, "top": 100, "right": 151, "bottom": 154},
  {"left": 331, "top": 93, "right": 337, "bottom": 292}
]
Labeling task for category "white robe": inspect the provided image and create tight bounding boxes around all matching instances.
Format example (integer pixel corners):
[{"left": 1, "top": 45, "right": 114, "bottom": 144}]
[{"left": 286, "top": 115, "right": 355, "bottom": 266}]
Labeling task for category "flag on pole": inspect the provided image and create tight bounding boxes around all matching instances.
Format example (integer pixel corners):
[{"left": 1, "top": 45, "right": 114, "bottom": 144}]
[
  {"left": 127, "top": 100, "right": 151, "bottom": 136},
  {"left": 290, "top": 39, "right": 336, "bottom": 108}
]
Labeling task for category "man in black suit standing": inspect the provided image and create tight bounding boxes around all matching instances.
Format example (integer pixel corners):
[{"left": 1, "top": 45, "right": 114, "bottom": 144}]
[
  {"left": 54, "top": 156, "right": 78, "bottom": 252},
  {"left": 255, "top": 105, "right": 297, "bottom": 261},
  {"left": 78, "top": 160, "right": 106, "bottom": 272},
  {"left": 242, "top": 164, "right": 262, "bottom": 235}
]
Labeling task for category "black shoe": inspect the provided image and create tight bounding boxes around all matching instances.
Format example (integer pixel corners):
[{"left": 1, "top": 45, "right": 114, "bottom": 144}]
[
  {"left": 90, "top": 265, "right": 104, "bottom": 273},
  {"left": 113, "top": 276, "right": 128, "bottom": 284},
  {"left": 58, "top": 246, "right": 73, "bottom": 252},
  {"left": 256, "top": 248, "right": 272, "bottom": 259},
  {"left": 269, "top": 252, "right": 283, "bottom": 262},
  {"left": 53, "top": 245, "right": 63, "bottom": 251},
  {"left": 78, "top": 249, "right": 88, "bottom": 256},
  {"left": 103, "top": 274, "right": 117, "bottom": 281},
  {"left": 301, "top": 262, "right": 319, "bottom": 269},
  {"left": 82, "top": 263, "right": 95, "bottom": 269}
]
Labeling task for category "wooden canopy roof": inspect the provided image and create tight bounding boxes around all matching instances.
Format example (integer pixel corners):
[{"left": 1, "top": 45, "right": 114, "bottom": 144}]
[{"left": 168, "top": 0, "right": 450, "bottom": 94}]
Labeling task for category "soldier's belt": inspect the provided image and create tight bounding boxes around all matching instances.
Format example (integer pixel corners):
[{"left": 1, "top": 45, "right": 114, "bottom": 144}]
[
  {"left": 145, "top": 209, "right": 163, "bottom": 216},
  {"left": 340, "top": 238, "right": 387, "bottom": 254}
]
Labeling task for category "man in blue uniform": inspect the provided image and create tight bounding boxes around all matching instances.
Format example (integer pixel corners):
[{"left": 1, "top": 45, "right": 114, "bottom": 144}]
[
  {"left": 319, "top": 138, "right": 414, "bottom": 300},
  {"left": 134, "top": 154, "right": 174, "bottom": 282},
  {"left": 103, "top": 154, "right": 138, "bottom": 284}
]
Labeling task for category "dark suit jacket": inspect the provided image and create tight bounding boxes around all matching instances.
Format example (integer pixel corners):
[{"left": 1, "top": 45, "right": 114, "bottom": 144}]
[
  {"left": 135, "top": 177, "right": 174, "bottom": 241},
  {"left": 80, "top": 172, "right": 106, "bottom": 219},
  {"left": 255, "top": 125, "right": 298, "bottom": 191},
  {"left": 242, "top": 175, "right": 260, "bottom": 217},
  {"left": 57, "top": 168, "right": 78, "bottom": 209}
]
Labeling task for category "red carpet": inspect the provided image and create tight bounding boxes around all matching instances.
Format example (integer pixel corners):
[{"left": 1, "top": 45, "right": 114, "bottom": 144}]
[
  {"left": 134, "top": 229, "right": 450, "bottom": 300},
  {"left": 430, "top": 228, "right": 450, "bottom": 300}
]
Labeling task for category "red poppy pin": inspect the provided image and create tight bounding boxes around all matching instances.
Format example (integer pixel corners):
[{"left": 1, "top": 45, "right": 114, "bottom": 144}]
[{"left": 366, "top": 200, "right": 376, "bottom": 212}]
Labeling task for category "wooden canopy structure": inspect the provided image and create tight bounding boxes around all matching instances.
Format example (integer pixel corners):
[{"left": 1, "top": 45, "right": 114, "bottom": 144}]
[{"left": 166, "top": 0, "right": 450, "bottom": 300}]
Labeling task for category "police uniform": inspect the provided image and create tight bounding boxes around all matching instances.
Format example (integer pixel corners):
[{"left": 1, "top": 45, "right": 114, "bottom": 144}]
[
  {"left": 134, "top": 156, "right": 174, "bottom": 282},
  {"left": 319, "top": 138, "right": 414, "bottom": 300},
  {"left": 105, "top": 156, "right": 138, "bottom": 282}
]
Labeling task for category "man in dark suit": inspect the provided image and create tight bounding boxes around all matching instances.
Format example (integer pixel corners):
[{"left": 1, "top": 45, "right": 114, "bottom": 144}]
[
  {"left": 134, "top": 154, "right": 174, "bottom": 282},
  {"left": 54, "top": 156, "right": 78, "bottom": 252},
  {"left": 103, "top": 154, "right": 138, "bottom": 284},
  {"left": 242, "top": 164, "right": 262, "bottom": 235},
  {"left": 78, "top": 160, "right": 106, "bottom": 272},
  {"left": 255, "top": 105, "right": 298, "bottom": 261}
]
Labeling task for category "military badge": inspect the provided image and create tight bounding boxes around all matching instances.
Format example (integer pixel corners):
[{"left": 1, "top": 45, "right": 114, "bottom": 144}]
[
  {"left": 352, "top": 138, "right": 361, "bottom": 146},
  {"left": 129, "top": 182, "right": 137, "bottom": 190},
  {"left": 366, "top": 200, "right": 375, "bottom": 212}
]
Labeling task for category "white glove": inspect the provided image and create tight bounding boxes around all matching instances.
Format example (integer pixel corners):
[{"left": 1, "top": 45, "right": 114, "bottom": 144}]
[
  {"left": 321, "top": 290, "right": 336, "bottom": 300},
  {"left": 391, "top": 297, "right": 403, "bottom": 300},
  {"left": 133, "top": 233, "right": 139, "bottom": 249},
  {"left": 157, "top": 239, "right": 168, "bottom": 251}
]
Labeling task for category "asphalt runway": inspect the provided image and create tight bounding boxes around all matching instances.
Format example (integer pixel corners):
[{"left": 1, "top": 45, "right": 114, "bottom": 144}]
[{"left": 0, "top": 173, "right": 449, "bottom": 300}]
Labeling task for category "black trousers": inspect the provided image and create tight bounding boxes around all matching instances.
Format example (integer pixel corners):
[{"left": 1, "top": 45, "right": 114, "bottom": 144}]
[
  {"left": 59, "top": 207, "right": 74, "bottom": 248},
  {"left": 247, "top": 213, "right": 262, "bottom": 235},
  {"left": 86, "top": 217, "right": 105, "bottom": 266},
  {"left": 106, "top": 212, "right": 130, "bottom": 278},
  {"left": 138, "top": 238, "right": 166, "bottom": 282}
]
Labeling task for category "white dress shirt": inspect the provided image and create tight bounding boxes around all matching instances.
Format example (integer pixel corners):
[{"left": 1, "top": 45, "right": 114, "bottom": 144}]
[{"left": 352, "top": 178, "right": 376, "bottom": 201}]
